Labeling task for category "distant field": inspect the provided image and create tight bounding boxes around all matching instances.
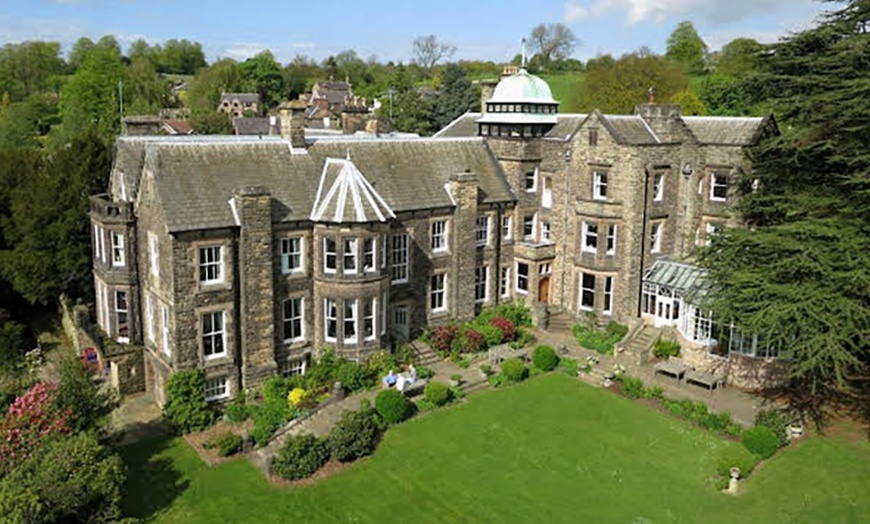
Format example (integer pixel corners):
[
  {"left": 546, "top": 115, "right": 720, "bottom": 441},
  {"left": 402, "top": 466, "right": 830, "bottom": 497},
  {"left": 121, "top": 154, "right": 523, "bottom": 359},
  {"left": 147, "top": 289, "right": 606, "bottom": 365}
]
[
  {"left": 540, "top": 72, "right": 584, "bottom": 107},
  {"left": 120, "top": 374, "right": 870, "bottom": 523}
]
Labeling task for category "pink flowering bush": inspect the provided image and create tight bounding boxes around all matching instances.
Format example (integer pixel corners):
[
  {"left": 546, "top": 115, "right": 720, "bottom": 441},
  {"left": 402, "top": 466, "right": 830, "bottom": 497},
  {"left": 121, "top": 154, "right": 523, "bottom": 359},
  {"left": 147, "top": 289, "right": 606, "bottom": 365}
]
[
  {"left": 429, "top": 325, "right": 459, "bottom": 355},
  {"left": 0, "top": 382, "right": 70, "bottom": 475}
]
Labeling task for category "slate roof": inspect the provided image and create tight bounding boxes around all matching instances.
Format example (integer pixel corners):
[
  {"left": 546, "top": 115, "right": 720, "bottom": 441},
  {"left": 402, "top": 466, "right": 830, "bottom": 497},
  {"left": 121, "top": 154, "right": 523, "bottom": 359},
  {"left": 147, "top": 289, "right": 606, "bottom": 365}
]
[
  {"left": 232, "top": 117, "right": 280, "bottom": 136},
  {"left": 115, "top": 136, "right": 513, "bottom": 232},
  {"left": 434, "top": 112, "right": 586, "bottom": 140},
  {"left": 602, "top": 115, "right": 661, "bottom": 145},
  {"left": 682, "top": 116, "right": 769, "bottom": 146},
  {"left": 310, "top": 158, "right": 396, "bottom": 223},
  {"left": 220, "top": 93, "right": 260, "bottom": 105},
  {"left": 311, "top": 81, "right": 352, "bottom": 105}
]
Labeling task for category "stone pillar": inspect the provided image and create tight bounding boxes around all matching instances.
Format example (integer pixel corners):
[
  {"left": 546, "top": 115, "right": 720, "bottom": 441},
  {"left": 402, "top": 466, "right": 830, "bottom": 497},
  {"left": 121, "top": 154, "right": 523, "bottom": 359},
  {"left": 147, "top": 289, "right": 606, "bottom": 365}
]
[
  {"left": 449, "top": 172, "right": 478, "bottom": 321},
  {"left": 479, "top": 80, "right": 498, "bottom": 113},
  {"left": 278, "top": 101, "right": 307, "bottom": 149},
  {"left": 235, "top": 186, "right": 278, "bottom": 391}
]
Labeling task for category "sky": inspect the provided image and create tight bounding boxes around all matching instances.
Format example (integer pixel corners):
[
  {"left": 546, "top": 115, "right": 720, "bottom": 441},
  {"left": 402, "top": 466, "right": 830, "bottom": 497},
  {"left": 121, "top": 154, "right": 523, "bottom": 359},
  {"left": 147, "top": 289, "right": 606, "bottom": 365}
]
[{"left": 0, "top": 0, "right": 836, "bottom": 64}]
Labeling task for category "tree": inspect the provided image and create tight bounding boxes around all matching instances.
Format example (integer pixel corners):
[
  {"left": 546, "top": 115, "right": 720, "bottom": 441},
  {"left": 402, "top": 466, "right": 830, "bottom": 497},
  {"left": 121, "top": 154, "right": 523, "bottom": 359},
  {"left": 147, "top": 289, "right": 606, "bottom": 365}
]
[
  {"left": 696, "top": 74, "right": 757, "bottom": 116},
  {"left": 283, "top": 55, "right": 321, "bottom": 100},
  {"left": 670, "top": 89, "right": 707, "bottom": 115},
  {"left": 67, "top": 37, "right": 95, "bottom": 72},
  {"left": 0, "top": 42, "right": 65, "bottom": 101},
  {"left": 0, "top": 309, "right": 27, "bottom": 374},
  {"left": 716, "top": 38, "right": 762, "bottom": 76},
  {"left": 189, "top": 112, "right": 233, "bottom": 135},
  {"left": 528, "top": 23, "right": 577, "bottom": 69},
  {"left": 379, "top": 64, "right": 433, "bottom": 135},
  {"left": 0, "top": 130, "right": 110, "bottom": 304},
  {"left": 699, "top": 0, "right": 870, "bottom": 427},
  {"left": 125, "top": 57, "right": 172, "bottom": 114},
  {"left": 665, "top": 21, "right": 708, "bottom": 75},
  {"left": 411, "top": 35, "right": 456, "bottom": 76},
  {"left": 58, "top": 42, "right": 124, "bottom": 141},
  {"left": 0, "top": 431, "right": 125, "bottom": 523},
  {"left": 433, "top": 63, "right": 479, "bottom": 130},
  {"left": 239, "top": 50, "right": 285, "bottom": 111},
  {"left": 569, "top": 51, "right": 688, "bottom": 113},
  {"left": 158, "top": 38, "right": 207, "bottom": 75},
  {"left": 54, "top": 357, "right": 116, "bottom": 433},
  {"left": 187, "top": 59, "right": 241, "bottom": 113}
]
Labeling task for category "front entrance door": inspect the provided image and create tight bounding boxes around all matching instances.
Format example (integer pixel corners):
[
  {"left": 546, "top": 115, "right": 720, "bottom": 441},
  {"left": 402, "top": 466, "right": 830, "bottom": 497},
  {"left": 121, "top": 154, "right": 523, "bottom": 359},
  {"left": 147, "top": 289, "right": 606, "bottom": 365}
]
[
  {"left": 393, "top": 305, "right": 409, "bottom": 341},
  {"left": 654, "top": 287, "right": 681, "bottom": 327},
  {"left": 538, "top": 276, "right": 550, "bottom": 304}
]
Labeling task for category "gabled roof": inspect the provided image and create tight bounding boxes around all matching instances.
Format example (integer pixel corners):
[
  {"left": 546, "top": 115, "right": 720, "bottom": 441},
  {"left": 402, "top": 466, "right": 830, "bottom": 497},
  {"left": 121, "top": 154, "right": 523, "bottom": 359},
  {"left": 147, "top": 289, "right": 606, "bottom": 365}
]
[
  {"left": 232, "top": 117, "right": 280, "bottom": 136},
  {"left": 220, "top": 93, "right": 260, "bottom": 105},
  {"left": 600, "top": 114, "right": 661, "bottom": 145},
  {"left": 310, "top": 158, "right": 395, "bottom": 223},
  {"left": 682, "top": 116, "right": 771, "bottom": 146}
]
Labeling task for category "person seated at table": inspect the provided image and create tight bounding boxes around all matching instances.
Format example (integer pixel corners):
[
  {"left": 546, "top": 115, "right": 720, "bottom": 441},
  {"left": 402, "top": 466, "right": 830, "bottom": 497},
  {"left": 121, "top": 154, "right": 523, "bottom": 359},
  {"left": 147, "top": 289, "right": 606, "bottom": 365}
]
[
  {"left": 382, "top": 369, "right": 398, "bottom": 388},
  {"left": 396, "top": 365, "right": 417, "bottom": 392}
]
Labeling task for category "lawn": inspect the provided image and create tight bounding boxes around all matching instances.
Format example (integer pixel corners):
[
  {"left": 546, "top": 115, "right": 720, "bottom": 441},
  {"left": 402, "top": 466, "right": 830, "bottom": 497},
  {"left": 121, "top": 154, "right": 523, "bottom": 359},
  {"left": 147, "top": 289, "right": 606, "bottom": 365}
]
[
  {"left": 540, "top": 72, "right": 584, "bottom": 107},
  {"left": 121, "top": 374, "right": 870, "bottom": 523}
]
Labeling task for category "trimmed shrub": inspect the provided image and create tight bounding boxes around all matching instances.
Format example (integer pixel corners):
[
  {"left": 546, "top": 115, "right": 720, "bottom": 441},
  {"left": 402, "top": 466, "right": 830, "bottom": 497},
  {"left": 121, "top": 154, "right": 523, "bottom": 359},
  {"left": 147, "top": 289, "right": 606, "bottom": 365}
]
[
  {"left": 287, "top": 388, "right": 308, "bottom": 408},
  {"left": 572, "top": 321, "right": 628, "bottom": 354},
  {"left": 416, "top": 366, "right": 435, "bottom": 379},
  {"left": 754, "top": 409, "right": 790, "bottom": 447},
  {"left": 532, "top": 345, "right": 559, "bottom": 371},
  {"left": 163, "top": 370, "right": 215, "bottom": 434},
  {"left": 620, "top": 376, "right": 644, "bottom": 399},
  {"left": 336, "top": 360, "right": 374, "bottom": 393},
  {"left": 501, "top": 358, "right": 528, "bottom": 383},
  {"left": 490, "top": 316, "right": 516, "bottom": 342},
  {"left": 423, "top": 381, "right": 451, "bottom": 407},
  {"left": 493, "top": 301, "right": 533, "bottom": 327},
  {"left": 641, "top": 385, "right": 665, "bottom": 400},
  {"left": 716, "top": 445, "right": 760, "bottom": 478},
  {"left": 272, "top": 434, "right": 329, "bottom": 480},
  {"left": 250, "top": 401, "right": 295, "bottom": 447},
  {"left": 375, "top": 388, "right": 414, "bottom": 424},
  {"left": 653, "top": 339, "right": 681, "bottom": 359},
  {"left": 212, "top": 432, "right": 243, "bottom": 457},
  {"left": 328, "top": 407, "right": 383, "bottom": 462},
  {"left": 742, "top": 426, "right": 780, "bottom": 459}
]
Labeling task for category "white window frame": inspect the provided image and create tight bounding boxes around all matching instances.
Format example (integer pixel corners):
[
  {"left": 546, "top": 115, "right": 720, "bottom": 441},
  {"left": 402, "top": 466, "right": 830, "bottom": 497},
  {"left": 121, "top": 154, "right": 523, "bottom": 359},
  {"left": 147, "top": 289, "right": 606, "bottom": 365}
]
[
  {"left": 324, "top": 298, "right": 337, "bottom": 342},
  {"left": 202, "top": 310, "right": 226, "bottom": 360},
  {"left": 606, "top": 224, "right": 617, "bottom": 255},
  {"left": 198, "top": 246, "right": 223, "bottom": 285},
  {"left": 516, "top": 262, "right": 529, "bottom": 294},
  {"left": 475, "top": 266, "right": 489, "bottom": 304},
  {"left": 541, "top": 221, "right": 551, "bottom": 242},
  {"left": 603, "top": 276, "right": 614, "bottom": 315},
  {"left": 146, "top": 294, "right": 155, "bottom": 343},
  {"left": 593, "top": 171, "right": 608, "bottom": 200},
  {"left": 653, "top": 173, "right": 664, "bottom": 202},
  {"left": 579, "top": 272, "right": 596, "bottom": 311},
  {"left": 281, "top": 236, "right": 304, "bottom": 274},
  {"left": 343, "top": 238, "right": 358, "bottom": 274},
  {"left": 650, "top": 222, "right": 663, "bottom": 253},
  {"left": 582, "top": 222, "right": 598, "bottom": 254},
  {"left": 710, "top": 173, "right": 728, "bottom": 202},
  {"left": 380, "top": 234, "right": 387, "bottom": 269},
  {"left": 523, "top": 215, "right": 536, "bottom": 241},
  {"left": 391, "top": 233, "right": 409, "bottom": 284},
  {"left": 94, "top": 224, "right": 105, "bottom": 264},
  {"left": 115, "top": 290, "right": 129, "bottom": 343},
  {"left": 324, "top": 237, "right": 337, "bottom": 273},
  {"left": 524, "top": 168, "right": 538, "bottom": 193},
  {"left": 475, "top": 215, "right": 490, "bottom": 247},
  {"left": 430, "top": 220, "right": 448, "bottom": 253},
  {"left": 500, "top": 266, "right": 511, "bottom": 298},
  {"left": 380, "top": 292, "right": 387, "bottom": 335},
  {"left": 364, "top": 297, "right": 376, "bottom": 341},
  {"left": 204, "top": 376, "right": 229, "bottom": 402},
  {"left": 149, "top": 232, "right": 159, "bottom": 277},
  {"left": 110, "top": 231, "right": 125, "bottom": 267},
  {"left": 430, "top": 273, "right": 447, "bottom": 313},
  {"left": 502, "top": 215, "right": 512, "bottom": 241},
  {"left": 282, "top": 297, "right": 304, "bottom": 343},
  {"left": 161, "top": 305, "right": 171, "bottom": 358},
  {"left": 363, "top": 237, "right": 376, "bottom": 273},
  {"left": 282, "top": 357, "right": 307, "bottom": 377},
  {"left": 343, "top": 299, "right": 358, "bottom": 344}
]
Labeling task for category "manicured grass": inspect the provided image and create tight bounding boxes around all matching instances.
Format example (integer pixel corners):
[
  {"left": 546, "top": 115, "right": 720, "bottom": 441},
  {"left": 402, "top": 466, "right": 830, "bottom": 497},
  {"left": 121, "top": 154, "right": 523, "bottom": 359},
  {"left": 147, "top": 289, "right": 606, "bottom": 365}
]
[
  {"left": 540, "top": 72, "right": 584, "bottom": 106},
  {"left": 121, "top": 374, "right": 870, "bottom": 523}
]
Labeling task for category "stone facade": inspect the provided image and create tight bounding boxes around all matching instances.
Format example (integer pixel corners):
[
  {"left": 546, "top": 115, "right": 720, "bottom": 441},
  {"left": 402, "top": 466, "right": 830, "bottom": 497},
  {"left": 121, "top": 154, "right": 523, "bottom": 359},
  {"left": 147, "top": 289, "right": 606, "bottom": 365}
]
[{"left": 90, "top": 69, "right": 774, "bottom": 402}]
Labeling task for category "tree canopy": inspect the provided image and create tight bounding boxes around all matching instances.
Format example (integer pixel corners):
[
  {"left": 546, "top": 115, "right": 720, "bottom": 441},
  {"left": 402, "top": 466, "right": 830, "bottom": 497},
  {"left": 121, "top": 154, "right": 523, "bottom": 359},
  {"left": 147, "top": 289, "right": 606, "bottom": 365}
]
[
  {"left": 699, "top": 0, "right": 870, "bottom": 426},
  {"left": 528, "top": 23, "right": 577, "bottom": 69},
  {"left": 665, "top": 21, "right": 708, "bottom": 74},
  {"left": 412, "top": 35, "right": 457, "bottom": 75}
]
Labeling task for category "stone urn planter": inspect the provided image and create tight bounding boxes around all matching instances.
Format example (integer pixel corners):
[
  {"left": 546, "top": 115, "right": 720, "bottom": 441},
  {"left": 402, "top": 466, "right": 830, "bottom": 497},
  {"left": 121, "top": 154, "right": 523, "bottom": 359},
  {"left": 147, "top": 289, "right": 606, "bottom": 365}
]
[
  {"left": 449, "top": 374, "right": 462, "bottom": 387},
  {"left": 788, "top": 423, "right": 804, "bottom": 439}
]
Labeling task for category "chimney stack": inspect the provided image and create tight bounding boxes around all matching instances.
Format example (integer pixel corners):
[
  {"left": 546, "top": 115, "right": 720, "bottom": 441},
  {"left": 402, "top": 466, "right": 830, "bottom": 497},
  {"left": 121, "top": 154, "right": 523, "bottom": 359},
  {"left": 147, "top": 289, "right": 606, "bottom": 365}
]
[{"left": 278, "top": 101, "right": 306, "bottom": 149}]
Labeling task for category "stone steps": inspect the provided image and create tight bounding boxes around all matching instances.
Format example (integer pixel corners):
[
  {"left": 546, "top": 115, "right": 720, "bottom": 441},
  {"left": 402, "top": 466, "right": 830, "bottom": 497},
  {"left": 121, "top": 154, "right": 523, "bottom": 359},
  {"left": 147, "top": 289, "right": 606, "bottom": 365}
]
[
  {"left": 624, "top": 325, "right": 660, "bottom": 359},
  {"left": 547, "top": 312, "right": 574, "bottom": 332}
]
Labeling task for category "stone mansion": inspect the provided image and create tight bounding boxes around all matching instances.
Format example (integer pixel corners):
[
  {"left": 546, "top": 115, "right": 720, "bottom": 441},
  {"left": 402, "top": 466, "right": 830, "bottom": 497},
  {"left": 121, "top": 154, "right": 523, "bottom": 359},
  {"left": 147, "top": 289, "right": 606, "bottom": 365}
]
[{"left": 89, "top": 67, "right": 776, "bottom": 403}]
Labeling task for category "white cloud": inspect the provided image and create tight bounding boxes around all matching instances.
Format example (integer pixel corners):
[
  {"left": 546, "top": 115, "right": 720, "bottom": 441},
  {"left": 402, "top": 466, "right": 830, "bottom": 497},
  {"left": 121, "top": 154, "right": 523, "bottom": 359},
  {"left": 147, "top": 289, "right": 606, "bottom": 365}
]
[
  {"left": 563, "top": 0, "right": 819, "bottom": 26},
  {"left": 291, "top": 42, "right": 316, "bottom": 50},
  {"left": 0, "top": 15, "right": 87, "bottom": 44},
  {"left": 223, "top": 42, "right": 269, "bottom": 61}
]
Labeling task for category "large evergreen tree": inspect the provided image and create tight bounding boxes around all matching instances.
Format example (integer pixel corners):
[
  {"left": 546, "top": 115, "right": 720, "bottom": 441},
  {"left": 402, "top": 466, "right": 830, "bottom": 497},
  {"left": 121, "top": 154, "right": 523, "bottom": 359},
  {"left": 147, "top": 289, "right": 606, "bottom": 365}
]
[
  {"left": 432, "top": 64, "right": 479, "bottom": 130},
  {"left": 699, "top": 0, "right": 870, "bottom": 426}
]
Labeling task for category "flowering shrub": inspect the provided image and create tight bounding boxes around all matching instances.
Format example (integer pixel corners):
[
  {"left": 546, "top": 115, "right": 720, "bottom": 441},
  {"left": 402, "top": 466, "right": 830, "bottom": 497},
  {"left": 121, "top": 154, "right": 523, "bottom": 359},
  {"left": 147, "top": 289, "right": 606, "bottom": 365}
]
[
  {"left": 287, "top": 388, "right": 307, "bottom": 407},
  {"left": 490, "top": 317, "right": 516, "bottom": 342},
  {"left": 429, "top": 324, "right": 459, "bottom": 354},
  {"left": 0, "top": 382, "right": 70, "bottom": 474},
  {"left": 461, "top": 328, "right": 486, "bottom": 353}
]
